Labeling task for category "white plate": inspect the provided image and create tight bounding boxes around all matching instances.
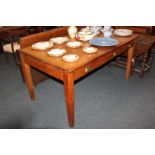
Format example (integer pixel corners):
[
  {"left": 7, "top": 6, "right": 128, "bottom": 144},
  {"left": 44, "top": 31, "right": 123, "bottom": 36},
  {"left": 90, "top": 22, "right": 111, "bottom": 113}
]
[
  {"left": 50, "top": 37, "right": 69, "bottom": 44},
  {"left": 47, "top": 49, "right": 67, "bottom": 57},
  {"left": 63, "top": 54, "right": 79, "bottom": 62},
  {"left": 66, "top": 41, "right": 82, "bottom": 48},
  {"left": 114, "top": 29, "right": 133, "bottom": 37},
  {"left": 83, "top": 47, "right": 97, "bottom": 54},
  {"left": 32, "top": 41, "right": 53, "bottom": 50}
]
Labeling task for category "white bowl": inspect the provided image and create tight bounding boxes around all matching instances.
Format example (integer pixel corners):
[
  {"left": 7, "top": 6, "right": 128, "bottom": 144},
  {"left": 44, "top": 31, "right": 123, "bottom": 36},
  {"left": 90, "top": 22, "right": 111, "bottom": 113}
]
[
  {"left": 63, "top": 54, "right": 79, "bottom": 62},
  {"left": 114, "top": 29, "right": 133, "bottom": 37},
  {"left": 50, "top": 37, "right": 69, "bottom": 44},
  {"left": 83, "top": 47, "right": 97, "bottom": 54},
  {"left": 66, "top": 41, "right": 82, "bottom": 48},
  {"left": 47, "top": 49, "right": 67, "bottom": 57},
  {"left": 32, "top": 41, "right": 53, "bottom": 50}
]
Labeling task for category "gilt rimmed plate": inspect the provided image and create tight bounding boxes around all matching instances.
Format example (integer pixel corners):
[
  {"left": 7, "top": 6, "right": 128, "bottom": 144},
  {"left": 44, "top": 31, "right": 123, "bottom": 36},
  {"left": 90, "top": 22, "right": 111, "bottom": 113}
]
[
  {"left": 66, "top": 41, "right": 82, "bottom": 48},
  {"left": 50, "top": 37, "right": 69, "bottom": 44},
  {"left": 47, "top": 49, "right": 67, "bottom": 57},
  {"left": 89, "top": 38, "right": 119, "bottom": 46},
  {"left": 83, "top": 47, "right": 97, "bottom": 54},
  {"left": 32, "top": 41, "right": 53, "bottom": 50},
  {"left": 63, "top": 54, "right": 79, "bottom": 62}
]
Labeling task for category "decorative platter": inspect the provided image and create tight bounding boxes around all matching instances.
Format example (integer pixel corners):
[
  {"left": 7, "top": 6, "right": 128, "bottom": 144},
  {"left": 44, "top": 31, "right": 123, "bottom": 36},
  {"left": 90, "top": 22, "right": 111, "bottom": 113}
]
[
  {"left": 114, "top": 29, "right": 133, "bottom": 37},
  {"left": 47, "top": 49, "right": 67, "bottom": 57},
  {"left": 32, "top": 41, "right": 53, "bottom": 50},
  {"left": 83, "top": 47, "right": 97, "bottom": 54},
  {"left": 50, "top": 37, "right": 69, "bottom": 44},
  {"left": 63, "top": 54, "right": 79, "bottom": 62},
  {"left": 89, "top": 37, "right": 119, "bottom": 46},
  {"left": 66, "top": 41, "right": 82, "bottom": 48}
]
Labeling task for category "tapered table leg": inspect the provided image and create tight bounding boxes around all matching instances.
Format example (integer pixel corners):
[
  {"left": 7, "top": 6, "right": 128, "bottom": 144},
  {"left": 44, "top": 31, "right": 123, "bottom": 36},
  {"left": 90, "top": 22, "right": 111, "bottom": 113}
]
[
  {"left": 64, "top": 72, "right": 74, "bottom": 128},
  {"left": 20, "top": 53, "right": 35, "bottom": 100},
  {"left": 126, "top": 43, "right": 135, "bottom": 80}
]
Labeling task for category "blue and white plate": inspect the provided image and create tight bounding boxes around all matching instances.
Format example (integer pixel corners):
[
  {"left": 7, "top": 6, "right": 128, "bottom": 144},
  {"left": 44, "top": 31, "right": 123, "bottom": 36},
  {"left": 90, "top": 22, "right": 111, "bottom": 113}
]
[{"left": 89, "top": 37, "right": 119, "bottom": 46}]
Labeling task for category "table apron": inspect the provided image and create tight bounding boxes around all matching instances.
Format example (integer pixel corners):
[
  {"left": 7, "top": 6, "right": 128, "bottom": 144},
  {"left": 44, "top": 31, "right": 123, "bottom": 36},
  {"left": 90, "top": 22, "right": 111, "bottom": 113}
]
[
  {"left": 24, "top": 55, "right": 64, "bottom": 81},
  {"left": 74, "top": 41, "right": 134, "bottom": 80}
]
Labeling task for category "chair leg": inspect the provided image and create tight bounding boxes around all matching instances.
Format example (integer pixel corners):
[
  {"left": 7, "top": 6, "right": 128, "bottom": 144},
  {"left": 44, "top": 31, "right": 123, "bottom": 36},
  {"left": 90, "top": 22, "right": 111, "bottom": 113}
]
[
  {"left": 3, "top": 50, "right": 9, "bottom": 63},
  {"left": 12, "top": 51, "right": 17, "bottom": 63},
  {"left": 139, "top": 52, "right": 148, "bottom": 78}
]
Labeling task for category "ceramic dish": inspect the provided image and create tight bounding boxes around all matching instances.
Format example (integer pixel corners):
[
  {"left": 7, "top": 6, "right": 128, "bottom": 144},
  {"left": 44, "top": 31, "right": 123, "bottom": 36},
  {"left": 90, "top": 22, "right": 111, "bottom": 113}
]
[
  {"left": 77, "top": 32, "right": 99, "bottom": 41},
  {"left": 66, "top": 41, "right": 82, "bottom": 48},
  {"left": 78, "top": 31, "right": 93, "bottom": 35},
  {"left": 114, "top": 29, "right": 133, "bottom": 37},
  {"left": 47, "top": 49, "right": 67, "bottom": 57},
  {"left": 89, "top": 37, "right": 119, "bottom": 46},
  {"left": 63, "top": 54, "right": 79, "bottom": 62},
  {"left": 83, "top": 47, "right": 97, "bottom": 54},
  {"left": 32, "top": 41, "right": 53, "bottom": 50},
  {"left": 50, "top": 37, "right": 69, "bottom": 44}
]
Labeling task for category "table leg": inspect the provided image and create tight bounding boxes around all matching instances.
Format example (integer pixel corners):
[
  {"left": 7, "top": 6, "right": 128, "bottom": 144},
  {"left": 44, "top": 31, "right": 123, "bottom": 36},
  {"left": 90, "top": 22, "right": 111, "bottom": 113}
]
[
  {"left": 126, "top": 43, "right": 135, "bottom": 80},
  {"left": 20, "top": 53, "right": 35, "bottom": 100},
  {"left": 64, "top": 72, "right": 74, "bottom": 128}
]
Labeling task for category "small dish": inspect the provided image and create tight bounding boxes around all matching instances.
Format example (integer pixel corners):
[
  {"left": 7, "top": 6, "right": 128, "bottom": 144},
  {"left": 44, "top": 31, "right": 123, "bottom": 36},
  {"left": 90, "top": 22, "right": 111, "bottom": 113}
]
[
  {"left": 63, "top": 54, "right": 79, "bottom": 62},
  {"left": 66, "top": 41, "right": 82, "bottom": 48},
  {"left": 32, "top": 41, "right": 53, "bottom": 50},
  {"left": 114, "top": 29, "right": 133, "bottom": 37},
  {"left": 50, "top": 37, "right": 69, "bottom": 44},
  {"left": 47, "top": 49, "right": 67, "bottom": 57},
  {"left": 83, "top": 47, "right": 97, "bottom": 54}
]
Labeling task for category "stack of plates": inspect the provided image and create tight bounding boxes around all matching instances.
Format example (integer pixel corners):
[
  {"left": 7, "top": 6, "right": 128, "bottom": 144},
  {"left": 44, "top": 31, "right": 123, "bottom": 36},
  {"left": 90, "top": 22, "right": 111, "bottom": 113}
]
[{"left": 114, "top": 29, "right": 133, "bottom": 37}]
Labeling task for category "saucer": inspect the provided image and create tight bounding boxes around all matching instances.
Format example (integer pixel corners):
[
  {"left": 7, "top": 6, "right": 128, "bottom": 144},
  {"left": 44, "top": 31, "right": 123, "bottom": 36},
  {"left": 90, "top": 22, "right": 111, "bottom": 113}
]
[
  {"left": 63, "top": 54, "right": 79, "bottom": 62},
  {"left": 32, "top": 41, "right": 53, "bottom": 50},
  {"left": 47, "top": 49, "right": 67, "bottom": 57}
]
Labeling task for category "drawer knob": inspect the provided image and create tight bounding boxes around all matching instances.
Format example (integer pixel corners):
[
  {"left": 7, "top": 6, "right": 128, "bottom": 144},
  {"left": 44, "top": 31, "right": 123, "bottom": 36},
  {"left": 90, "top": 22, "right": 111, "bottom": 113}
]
[
  {"left": 128, "top": 44, "right": 131, "bottom": 48},
  {"left": 84, "top": 66, "right": 91, "bottom": 73},
  {"left": 113, "top": 52, "right": 116, "bottom": 56}
]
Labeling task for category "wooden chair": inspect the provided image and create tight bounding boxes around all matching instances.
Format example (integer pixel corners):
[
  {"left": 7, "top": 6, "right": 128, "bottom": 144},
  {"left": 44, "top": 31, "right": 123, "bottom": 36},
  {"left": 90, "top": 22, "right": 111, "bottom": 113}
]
[
  {"left": 2, "top": 27, "right": 28, "bottom": 64},
  {"left": 0, "top": 31, "right": 10, "bottom": 62},
  {"left": 113, "top": 26, "right": 155, "bottom": 78}
]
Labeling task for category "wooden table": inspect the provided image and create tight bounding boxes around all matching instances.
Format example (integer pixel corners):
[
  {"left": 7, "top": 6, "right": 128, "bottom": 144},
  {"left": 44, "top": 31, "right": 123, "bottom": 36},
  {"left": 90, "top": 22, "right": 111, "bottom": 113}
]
[{"left": 19, "top": 33, "right": 139, "bottom": 127}]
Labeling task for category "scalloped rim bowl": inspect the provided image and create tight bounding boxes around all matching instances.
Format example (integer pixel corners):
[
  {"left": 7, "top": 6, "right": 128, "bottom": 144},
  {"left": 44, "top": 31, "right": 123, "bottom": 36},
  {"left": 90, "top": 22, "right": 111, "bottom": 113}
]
[
  {"left": 32, "top": 41, "right": 53, "bottom": 50},
  {"left": 83, "top": 47, "right": 97, "bottom": 54},
  {"left": 47, "top": 49, "right": 67, "bottom": 57},
  {"left": 63, "top": 54, "right": 79, "bottom": 62}
]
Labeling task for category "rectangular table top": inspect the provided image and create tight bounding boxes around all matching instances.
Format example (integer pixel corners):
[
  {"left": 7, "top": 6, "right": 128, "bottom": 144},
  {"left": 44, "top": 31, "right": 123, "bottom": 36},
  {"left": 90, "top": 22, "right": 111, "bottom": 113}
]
[{"left": 20, "top": 33, "right": 139, "bottom": 72}]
